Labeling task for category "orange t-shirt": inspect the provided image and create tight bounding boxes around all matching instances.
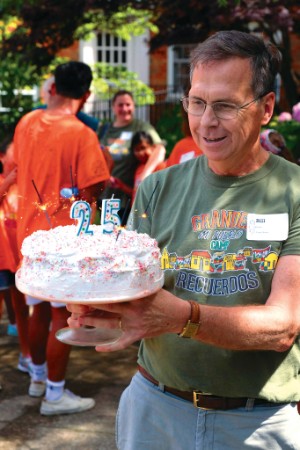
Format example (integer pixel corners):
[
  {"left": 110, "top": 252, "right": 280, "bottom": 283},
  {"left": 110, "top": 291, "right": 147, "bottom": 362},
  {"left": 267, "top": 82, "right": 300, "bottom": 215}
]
[
  {"left": 14, "top": 109, "right": 110, "bottom": 249},
  {"left": 166, "top": 136, "right": 202, "bottom": 168},
  {"left": 0, "top": 219, "right": 16, "bottom": 272},
  {"left": 0, "top": 178, "right": 17, "bottom": 272}
]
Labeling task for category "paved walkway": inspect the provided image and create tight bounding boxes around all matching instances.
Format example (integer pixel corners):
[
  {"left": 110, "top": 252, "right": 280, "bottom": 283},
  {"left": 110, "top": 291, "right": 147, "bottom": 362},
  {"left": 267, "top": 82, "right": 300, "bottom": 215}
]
[{"left": 0, "top": 317, "right": 138, "bottom": 449}]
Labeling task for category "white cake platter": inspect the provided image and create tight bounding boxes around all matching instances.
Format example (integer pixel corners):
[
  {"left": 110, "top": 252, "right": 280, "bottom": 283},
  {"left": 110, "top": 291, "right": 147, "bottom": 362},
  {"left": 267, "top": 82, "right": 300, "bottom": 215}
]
[
  {"left": 55, "top": 325, "right": 123, "bottom": 346},
  {"left": 15, "top": 271, "right": 164, "bottom": 305}
]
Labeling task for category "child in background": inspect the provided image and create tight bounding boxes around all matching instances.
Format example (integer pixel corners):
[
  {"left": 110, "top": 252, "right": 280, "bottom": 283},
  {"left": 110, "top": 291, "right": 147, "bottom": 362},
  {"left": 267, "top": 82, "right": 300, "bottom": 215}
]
[
  {"left": 109, "top": 131, "right": 165, "bottom": 204},
  {"left": 0, "top": 137, "right": 31, "bottom": 373},
  {"left": 260, "top": 129, "right": 296, "bottom": 163}
]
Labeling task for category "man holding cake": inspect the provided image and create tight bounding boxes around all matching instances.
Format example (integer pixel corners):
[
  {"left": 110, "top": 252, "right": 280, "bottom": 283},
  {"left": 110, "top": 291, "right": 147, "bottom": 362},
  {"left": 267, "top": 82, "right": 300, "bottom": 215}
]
[
  {"left": 68, "top": 31, "right": 300, "bottom": 448},
  {"left": 14, "top": 61, "right": 110, "bottom": 415}
]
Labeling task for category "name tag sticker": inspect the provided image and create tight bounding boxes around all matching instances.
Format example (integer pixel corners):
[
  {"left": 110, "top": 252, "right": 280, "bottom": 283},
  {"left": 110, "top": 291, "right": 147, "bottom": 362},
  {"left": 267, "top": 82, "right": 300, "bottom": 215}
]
[
  {"left": 120, "top": 131, "right": 133, "bottom": 140},
  {"left": 180, "top": 151, "right": 195, "bottom": 163},
  {"left": 247, "top": 213, "right": 289, "bottom": 241}
]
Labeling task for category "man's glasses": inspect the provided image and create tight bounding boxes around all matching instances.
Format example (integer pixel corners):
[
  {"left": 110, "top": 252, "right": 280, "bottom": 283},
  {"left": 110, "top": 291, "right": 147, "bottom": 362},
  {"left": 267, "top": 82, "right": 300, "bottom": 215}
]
[{"left": 181, "top": 94, "right": 267, "bottom": 120}]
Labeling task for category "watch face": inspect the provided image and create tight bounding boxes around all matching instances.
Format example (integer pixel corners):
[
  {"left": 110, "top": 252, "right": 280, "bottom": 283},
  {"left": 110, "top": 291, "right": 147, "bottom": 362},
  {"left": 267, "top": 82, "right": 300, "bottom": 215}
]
[{"left": 179, "top": 321, "right": 200, "bottom": 338}]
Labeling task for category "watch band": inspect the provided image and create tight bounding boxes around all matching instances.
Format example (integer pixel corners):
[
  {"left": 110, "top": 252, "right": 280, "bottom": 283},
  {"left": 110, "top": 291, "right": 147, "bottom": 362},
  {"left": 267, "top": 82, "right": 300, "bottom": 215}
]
[{"left": 178, "top": 300, "right": 201, "bottom": 338}]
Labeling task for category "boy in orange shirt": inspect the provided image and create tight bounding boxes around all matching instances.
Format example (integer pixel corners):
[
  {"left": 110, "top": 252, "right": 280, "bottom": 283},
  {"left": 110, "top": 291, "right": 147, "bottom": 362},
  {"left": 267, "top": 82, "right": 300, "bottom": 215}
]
[{"left": 14, "top": 61, "right": 110, "bottom": 416}]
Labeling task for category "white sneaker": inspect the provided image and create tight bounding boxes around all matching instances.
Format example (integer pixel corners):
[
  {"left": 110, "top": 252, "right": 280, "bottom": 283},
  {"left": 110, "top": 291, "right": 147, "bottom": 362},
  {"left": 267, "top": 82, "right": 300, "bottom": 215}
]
[
  {"left": 29, "top": 381, "right": 46, "bottom": 397},
  {"left": 40, "top": 389, "right": 95, "bottom": 416}
]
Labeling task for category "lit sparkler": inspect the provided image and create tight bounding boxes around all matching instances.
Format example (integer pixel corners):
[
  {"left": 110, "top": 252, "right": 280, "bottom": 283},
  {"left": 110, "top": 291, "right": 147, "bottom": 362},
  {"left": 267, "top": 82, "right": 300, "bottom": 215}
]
[
  {"left": 32, "top": 179, "right": 52, "bottom": 228},
  {"left": 116, "top": 198, "right": 131, "bottom": 241},
  {"left": 137, "top": 180, "right": 159, "bottom": 232}
]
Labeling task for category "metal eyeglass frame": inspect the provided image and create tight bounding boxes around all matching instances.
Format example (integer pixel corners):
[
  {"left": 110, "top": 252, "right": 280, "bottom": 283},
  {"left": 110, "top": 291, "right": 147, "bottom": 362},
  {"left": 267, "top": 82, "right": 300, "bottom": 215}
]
[{"left": 181, "top": 93, "right": 268, "bottom": 119}]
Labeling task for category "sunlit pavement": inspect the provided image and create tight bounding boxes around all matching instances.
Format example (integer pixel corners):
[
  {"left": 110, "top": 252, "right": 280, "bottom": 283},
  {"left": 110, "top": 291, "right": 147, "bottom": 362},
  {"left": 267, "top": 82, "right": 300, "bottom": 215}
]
[{"left": 0, "top": 317, "right": 138, "bottom": 449}]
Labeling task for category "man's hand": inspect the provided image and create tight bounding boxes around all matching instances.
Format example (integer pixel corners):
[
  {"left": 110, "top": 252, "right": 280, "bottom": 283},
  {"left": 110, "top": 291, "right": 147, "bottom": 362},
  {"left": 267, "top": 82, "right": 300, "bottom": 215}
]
[{"left": 67, "top": 289, "right": 190, "bottom": 352}]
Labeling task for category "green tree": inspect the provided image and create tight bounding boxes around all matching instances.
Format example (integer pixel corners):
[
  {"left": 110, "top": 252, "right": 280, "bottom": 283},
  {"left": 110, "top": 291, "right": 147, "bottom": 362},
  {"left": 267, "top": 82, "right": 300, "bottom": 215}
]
[
  {"left": 92, "top": 63, "right": 155, "bottom": 104},
  {"left": 0, "top": 3, "right": 156, "bottom": 139},
  {"left": 1, "top": 0, "right": 300, "bottom": 138},
  {"left": 133, "top": 0, "right": 300, "bottom": 108}
]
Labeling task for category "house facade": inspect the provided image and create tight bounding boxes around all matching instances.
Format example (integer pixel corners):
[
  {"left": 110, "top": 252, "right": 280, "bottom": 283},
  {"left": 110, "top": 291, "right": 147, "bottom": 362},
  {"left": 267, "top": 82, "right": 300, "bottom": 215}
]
[
  {"left": 60, "top": 31, "right": 193, "bottom": 96},
  {"left": 59, "top": 30, "right": 300, "bottom": 116}
]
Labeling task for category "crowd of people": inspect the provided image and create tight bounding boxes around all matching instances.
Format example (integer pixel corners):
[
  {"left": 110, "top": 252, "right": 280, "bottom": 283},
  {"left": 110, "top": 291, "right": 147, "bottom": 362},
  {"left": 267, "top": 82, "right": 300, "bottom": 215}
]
[
  {"left": 0, "top": 61, "right": 170, "bottom": 412},
  {"left": 0, "top": 29, "right": 299, "bottom": 448}
]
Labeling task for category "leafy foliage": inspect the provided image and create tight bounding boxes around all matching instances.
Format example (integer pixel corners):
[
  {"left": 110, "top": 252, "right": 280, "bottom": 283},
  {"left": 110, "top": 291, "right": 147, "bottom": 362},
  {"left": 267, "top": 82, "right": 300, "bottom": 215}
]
[
  {"left": 2, "top": 1, "right": 299, "bottom": 73},
  {"left": 146, "top": 1, "right": 300, "bottom": 107},
  {"left": 75, "top": 7, "right": 158, "bottom": 42},
  {"left": 155, "top": 104, "right": 184, "bottom": 156},
  {"left": 106, "top": 1, "right": 298, "bottom": 50},
  {"left": 92, "top": 63, "right": 155, "bottom": 105},
  {"left": 0, "top": 3, "right": 155, "bottom": 137},
  {"left": 0, "top": 53, "right": 38, "bottom": 140},
  {"left": 1, "top": 0, "right": 300, "bottom": 138}
]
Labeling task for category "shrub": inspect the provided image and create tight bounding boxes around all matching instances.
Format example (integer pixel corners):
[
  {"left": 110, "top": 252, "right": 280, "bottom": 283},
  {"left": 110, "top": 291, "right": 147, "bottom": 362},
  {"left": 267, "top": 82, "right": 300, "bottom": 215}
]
[
  {"left": 267, "top": 116, "right": 300, "bottom": 161},
  {"left": 154, "top": 104, "right": 184, "bottom": 156}
]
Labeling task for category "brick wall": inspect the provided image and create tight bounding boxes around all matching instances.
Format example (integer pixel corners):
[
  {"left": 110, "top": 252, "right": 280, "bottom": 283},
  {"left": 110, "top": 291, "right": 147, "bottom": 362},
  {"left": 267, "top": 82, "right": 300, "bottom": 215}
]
[
  {"left": 291, "top": 33, "right": 300, "bottom": 75},
  {"left": 57, "top": 41, "right": 79, "bottom": 60},
  {"left": 149, "top": 46, "right": 168, "bottom": 89},
  {"left": 291, "top": 33, "right": 300, "bottom": 103}
]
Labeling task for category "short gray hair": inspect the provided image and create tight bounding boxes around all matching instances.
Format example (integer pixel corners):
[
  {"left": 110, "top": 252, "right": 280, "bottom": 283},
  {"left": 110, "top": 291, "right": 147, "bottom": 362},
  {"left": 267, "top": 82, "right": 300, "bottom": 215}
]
[{"left": 190, "top": 30, "right": 281, "bottom": 97}]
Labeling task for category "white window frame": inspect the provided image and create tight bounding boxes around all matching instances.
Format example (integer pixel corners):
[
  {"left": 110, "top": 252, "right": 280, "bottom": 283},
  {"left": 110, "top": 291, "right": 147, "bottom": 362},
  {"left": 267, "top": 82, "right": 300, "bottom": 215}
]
[
  {"left": 167, "top": 44, "right": 196, "bottom": 96},
  {"left": 79, "top": 31, "right": 150, "bottom": 85},
  {"left": 96, "top": 32, "right": 128, "bottom": 67}
]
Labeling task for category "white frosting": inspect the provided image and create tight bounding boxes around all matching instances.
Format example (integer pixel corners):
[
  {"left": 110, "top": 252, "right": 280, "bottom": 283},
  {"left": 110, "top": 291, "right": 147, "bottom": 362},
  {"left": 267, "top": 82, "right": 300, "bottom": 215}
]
[{"left": 16, "top": 225, "right": 164, "bottom": 302}]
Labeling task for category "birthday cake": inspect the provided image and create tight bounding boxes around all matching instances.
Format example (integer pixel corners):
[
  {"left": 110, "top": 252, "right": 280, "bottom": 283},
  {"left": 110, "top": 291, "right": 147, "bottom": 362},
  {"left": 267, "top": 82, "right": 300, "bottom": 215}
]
[{"left": 16, "top": 225, "right": 164, "bottom": 303}]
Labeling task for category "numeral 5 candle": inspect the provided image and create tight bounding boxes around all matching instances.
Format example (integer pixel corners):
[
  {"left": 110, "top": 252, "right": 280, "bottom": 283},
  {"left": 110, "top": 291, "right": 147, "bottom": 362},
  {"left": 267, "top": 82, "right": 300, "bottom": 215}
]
[{"left": 70, "top": 199, "right": 121, "bottom": 236}]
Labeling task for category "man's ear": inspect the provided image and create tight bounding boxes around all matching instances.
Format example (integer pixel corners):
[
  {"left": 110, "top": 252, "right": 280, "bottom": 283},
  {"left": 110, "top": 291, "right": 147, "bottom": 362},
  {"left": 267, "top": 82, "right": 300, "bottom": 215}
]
[
  {"left": 49, "top": 82, "right": 57, "bottom": 96},
  {"left": 81, "top": 90, "right": 91, "bottom": 104},
  {"left": 261, "top": 92, "right": 275, "bottom": 126},
  {"left": 76, "top": 90, "right": 91, "bottom": 113}
]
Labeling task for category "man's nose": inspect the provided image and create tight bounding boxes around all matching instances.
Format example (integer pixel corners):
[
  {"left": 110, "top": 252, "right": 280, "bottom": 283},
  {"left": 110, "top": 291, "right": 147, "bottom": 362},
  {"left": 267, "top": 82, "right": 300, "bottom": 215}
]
[{"left": 200, "top": 104, "right": 219, "bottom": 125}]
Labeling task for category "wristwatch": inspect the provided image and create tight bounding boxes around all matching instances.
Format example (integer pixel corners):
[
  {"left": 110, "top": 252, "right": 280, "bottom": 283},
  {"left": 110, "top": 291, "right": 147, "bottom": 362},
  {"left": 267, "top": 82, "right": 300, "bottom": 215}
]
[{"left": 178, "top": 300, "right": 201, "bottom": 338}]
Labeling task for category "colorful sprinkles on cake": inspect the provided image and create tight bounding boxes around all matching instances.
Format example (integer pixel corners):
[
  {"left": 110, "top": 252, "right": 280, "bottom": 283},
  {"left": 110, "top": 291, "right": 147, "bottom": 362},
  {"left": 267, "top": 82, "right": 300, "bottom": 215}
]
[
  {"left": 16, "top": 225, "right": 163, "bottom": 302},
  {"left": 101, "top": 198, "right": 121, "bottom": 234}
]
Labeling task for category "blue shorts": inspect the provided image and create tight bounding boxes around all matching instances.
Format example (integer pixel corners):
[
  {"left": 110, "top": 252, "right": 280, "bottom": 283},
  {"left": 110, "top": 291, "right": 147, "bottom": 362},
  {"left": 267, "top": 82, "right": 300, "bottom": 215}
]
[
  {"left": 116, "top": 371, "right": 300, "bottom": 450},
  {"left": 0, "top": 270, "right": 15, "bottom": 291}
]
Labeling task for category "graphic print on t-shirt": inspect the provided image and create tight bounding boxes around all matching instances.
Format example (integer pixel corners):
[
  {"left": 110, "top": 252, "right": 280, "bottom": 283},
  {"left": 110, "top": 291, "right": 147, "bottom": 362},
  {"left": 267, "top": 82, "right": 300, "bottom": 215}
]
[
  {"left": 108, "top": 131, "right": 133, "bottom": 160},
  {"left": 161, "top": 209, "right": 280, "bottom": 296}
]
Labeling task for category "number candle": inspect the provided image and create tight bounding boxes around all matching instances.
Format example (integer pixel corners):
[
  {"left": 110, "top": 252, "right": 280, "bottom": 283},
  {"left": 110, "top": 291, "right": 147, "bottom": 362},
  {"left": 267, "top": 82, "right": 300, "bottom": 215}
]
[
  {"left": 101, "top": 198, "right": 121, "bottom": 234},
  {"left": 70, "top": 201, "right": 93, "bottom": 236}
]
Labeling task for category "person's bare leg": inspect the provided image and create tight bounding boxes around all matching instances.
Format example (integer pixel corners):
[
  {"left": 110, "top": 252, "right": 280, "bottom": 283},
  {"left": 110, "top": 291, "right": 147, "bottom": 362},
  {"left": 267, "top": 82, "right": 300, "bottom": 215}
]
[
  {"left": 46, "top": 306, "right": 71, "bottom": 381},
  {"left": 41, "top": 306, "right": 95, "bottom": 415},
  {"left": 3, "top": 288, "right": 15, "bottom": 325},
  {"left": 0, "top": 291, "right": 4, "bottom": 320},
  {"left": 29, "top": 302, "right": 51, "bottom": 364},
  {"left": 10, "top": 286, "right": 30, "bottom": 357}
]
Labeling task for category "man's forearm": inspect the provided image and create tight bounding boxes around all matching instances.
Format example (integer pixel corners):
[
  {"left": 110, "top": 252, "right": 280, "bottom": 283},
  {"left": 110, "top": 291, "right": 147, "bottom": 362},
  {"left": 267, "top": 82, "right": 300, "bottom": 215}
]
[{"left": 192, "top": 303, "right": 298, "bottom": 352}]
